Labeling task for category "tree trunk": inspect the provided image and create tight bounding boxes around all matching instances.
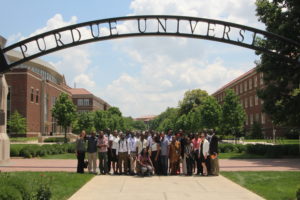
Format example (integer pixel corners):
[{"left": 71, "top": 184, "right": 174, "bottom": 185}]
[{"left": 64, "top": 126, "right": 67, "bottom": 143}]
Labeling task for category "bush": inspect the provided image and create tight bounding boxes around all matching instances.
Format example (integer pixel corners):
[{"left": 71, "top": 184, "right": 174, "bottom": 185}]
[
  {"left": 0, "top": 185, "right": 22, "bottom": 200},
  {"left": 297, "top": 188, "right": 300, "bottom": 200},
  {"left": 10, "top": 143, "right": 76, "bottom": 158},
  {"left": 219, "top": 143, "right": 238, "bottom": 153},
  {"left": 44, "top": 137, "right": 68, "bottom": 143}
]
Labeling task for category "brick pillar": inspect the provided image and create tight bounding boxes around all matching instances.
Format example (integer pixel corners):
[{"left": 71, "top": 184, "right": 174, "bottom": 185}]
[{"left": 0, "top": 36, "right": 10, "bottom": 165}]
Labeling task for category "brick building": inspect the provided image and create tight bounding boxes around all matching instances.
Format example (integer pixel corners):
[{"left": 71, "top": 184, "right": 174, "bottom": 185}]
[
  {"left": 212, "top": 67, "right": 281, "bottom": 137},
  {"left": 5, "top": 50, "right": 71, "bottom": 136},
  {"left": 69, "top": 88, "right": 110, "bottom": 113}
]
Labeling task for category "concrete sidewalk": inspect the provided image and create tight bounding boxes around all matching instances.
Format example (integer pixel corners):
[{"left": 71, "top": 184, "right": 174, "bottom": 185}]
[
  {"left": 1, "top": 158, "right": 299, "bottom": 172},
  {"left": 68, "top": 175, "right": 264, "bottom": 200}
]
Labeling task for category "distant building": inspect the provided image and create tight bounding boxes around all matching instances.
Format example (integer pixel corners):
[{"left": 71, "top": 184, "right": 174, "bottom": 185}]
[
  {"left": 69, "top": 88, "right": 110, "bottom": 113},
  {"left": 5, "top": 50, "right": 71, "bottom": 136},
  {"left": 135, "top": 115, "right": 157, "bottom": 129},
  {"left": 212, "top": 67, "right": 283, "bottom": 137}
]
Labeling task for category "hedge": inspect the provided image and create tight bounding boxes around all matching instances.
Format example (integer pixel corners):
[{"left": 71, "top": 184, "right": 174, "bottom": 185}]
[
  {"left": 218, "top": 143, "right": 299, "bottom": 158},
  {"left": 10, "top": 143, "right": 76, "bottom": 158},
  {"left": 43, "top": 137, "right": 69, "bottom": 143}
]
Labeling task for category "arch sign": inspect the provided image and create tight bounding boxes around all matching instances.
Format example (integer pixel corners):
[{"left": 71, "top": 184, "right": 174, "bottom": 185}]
[{"left": 1, "top": 15, "right": 299, "bottom": 72}]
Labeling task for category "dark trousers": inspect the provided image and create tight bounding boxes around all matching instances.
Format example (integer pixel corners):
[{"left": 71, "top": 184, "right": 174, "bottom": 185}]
[
  {"left": 206, "top": 156, "right": 211, "bottom": 175},
  {"left": 107, "top": 148, "right": 112, "bottom": 173},
  {"left": 151, "top": 151, "right": 161, "bottom": 175},
  {"left": 194, "top": 150, "right": 202, "bottom": 174},
  {"left": 160, "top": 155, "right": 168, "bottom": 175},
  {"left": 186, "top": 156, "right": 193, "bottom": 175},
  {"left": 77, "top": 151, "right": 85, "bottom": 173},
  {"left": 98, "top": 152, "right": 108, "bottom": 174}
]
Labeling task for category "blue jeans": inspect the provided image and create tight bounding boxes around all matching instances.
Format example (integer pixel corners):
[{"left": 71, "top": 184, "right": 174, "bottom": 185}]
[{"left": 160, "top": 155, "right": 168, "bottom": 175}]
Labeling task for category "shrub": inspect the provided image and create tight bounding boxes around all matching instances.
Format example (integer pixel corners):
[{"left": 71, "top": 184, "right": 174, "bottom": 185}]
[
  {"left": 35, "top": 176, "right": 52, "bottom": 200},
  {"left": 11, "top": 143, "right": 76, "bottom": 158},
  {"left": 44, "top": 137, "right": 68, "bottom": 143},
  {"left": 0, "top": 185, "right": 22, "bottom": 200},
  {"left": 297, "top": 188, "right": 300, "bottom": 200}
]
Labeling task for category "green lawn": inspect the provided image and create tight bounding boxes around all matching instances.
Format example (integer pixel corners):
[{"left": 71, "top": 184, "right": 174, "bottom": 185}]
[
  {"left": 219, "top": 152, "right": 266, "bottom": 159},
  {"left": 42, "top": 153, "right": 77, "bottom": 159},
  {"left": 0, "top": 172, "right": 94, "bottom": 200},
  {"left": 221, "top": 171, "right": 300, "bottom": 200},
  {"left": 10, "top": 137, "right": 38, "bottom": 142}
]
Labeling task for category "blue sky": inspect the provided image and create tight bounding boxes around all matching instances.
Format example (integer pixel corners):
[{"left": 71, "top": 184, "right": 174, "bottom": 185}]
[{"left": 0, "top": 0, "right": 264, "bottom": 117}]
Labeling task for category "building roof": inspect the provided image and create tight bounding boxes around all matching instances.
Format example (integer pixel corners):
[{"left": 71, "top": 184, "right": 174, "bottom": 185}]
[
  {"left": 69, "top": 88, "right": 92, "bottom": 95},
  {"left": 135, "top": 115, "right": 157, "bottom": 122},
  {"left": 212, "top": 67, "right": 257, "bottom": 95}
]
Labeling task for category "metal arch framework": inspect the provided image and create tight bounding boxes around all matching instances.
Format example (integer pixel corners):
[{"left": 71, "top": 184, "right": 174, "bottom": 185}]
[{"left": 0, "top": 15, "right": 299, "bottom": 72}]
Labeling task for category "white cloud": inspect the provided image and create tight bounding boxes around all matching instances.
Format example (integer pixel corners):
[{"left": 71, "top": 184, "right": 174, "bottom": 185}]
[
  {"left": 101, "top": 0, "right": 261, "bottom": 117},
  {"left": 74, "top": 74, "right": 95, "bottom": 88}
]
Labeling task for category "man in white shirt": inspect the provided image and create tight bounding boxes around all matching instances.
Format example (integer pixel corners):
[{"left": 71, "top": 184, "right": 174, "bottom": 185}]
[
  {"left": 109, "top": 130, "right": 119, "bottom": 175},
  {"left": 117, "top": 132, "right": 130, "bottom": 175},
  {"left": 128, "top": 131, "right": 138, "bottom": 175},
  {"left": 137, "top": 133, "right": 148, "bottom": 155}
]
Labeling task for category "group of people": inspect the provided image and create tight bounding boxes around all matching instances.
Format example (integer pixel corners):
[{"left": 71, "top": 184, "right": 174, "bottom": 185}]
[{"left": 76, "top": 129, "right": 219, "bottom": 177}]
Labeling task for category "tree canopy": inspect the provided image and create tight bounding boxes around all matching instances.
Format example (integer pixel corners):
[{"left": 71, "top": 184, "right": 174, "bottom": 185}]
[{"left": 255, "top": 0, "right": 300, "bottom": 128}]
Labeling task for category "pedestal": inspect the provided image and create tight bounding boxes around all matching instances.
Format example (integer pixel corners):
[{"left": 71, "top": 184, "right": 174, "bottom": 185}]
[{"left": 0, "top": 74, "right": 10, "bottom": 165}]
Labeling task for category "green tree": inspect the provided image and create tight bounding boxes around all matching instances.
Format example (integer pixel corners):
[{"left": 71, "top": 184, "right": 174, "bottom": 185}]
[
  {"left": 251, "top": 121, "right": 263, "bottom": 139},
  {"left": 199, "top": 96, "right": 222, "bottom": 130},
  {"left": 52, "top": 93, "right": 77, "bottom": 143},
  {"left": 179, "top": 89, "right": 208, "bottom": 115},
  {"left": 107, "top": 107, "right": 122, "bottom": 117},
  {"left": 94, "top": 110, "right": 109, "bottom": 131},
  {"left": 77, "top": 112, "right": 95, "bottom": 134},
  {"left": 149, "top": 107, "right": 178, "bottom": 131},
  {"left": 255, "top": 0, "right": 300, "bottom": 128},
  {"left": 221, "top": 89, "right": 246, "bottom": 136},
  {"left": 7, "top": 110, "right": 27, "bottom": 134}
]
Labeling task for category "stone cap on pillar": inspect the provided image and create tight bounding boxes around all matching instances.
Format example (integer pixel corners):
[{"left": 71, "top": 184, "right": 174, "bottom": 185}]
[{"left": 0, "top": 36, "right": 7, "bottom": 48}]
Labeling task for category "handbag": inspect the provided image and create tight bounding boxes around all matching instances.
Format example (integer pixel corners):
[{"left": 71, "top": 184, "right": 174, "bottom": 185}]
[{"left": 84, "top": 160, "right": 89, "bottom": 168}]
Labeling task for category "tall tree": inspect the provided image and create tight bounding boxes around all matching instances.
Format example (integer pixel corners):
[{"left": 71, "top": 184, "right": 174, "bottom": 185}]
[
  {"left": 94, "top": 110, "right": 109, "bottom": 131},
  {"left": 77, "top": 112, "right": 95, "bottom": 134},
  {"left": 221, "top": 89, "right": 246, "bottom": 136},
  {"left": 179, "top": 89, "right": 208, "bottom": 115},
  {"left": 52, "top": 93, "right": 77, "bottom": 143},
  {"left": 200, "top": 96, "right": 222, "bottom": 130},
  {"left": 7, "top": 110, "right": 27, "bottom": 134},
  {"left": 255, "top": 0, "right": 300, "bottom": 128}
]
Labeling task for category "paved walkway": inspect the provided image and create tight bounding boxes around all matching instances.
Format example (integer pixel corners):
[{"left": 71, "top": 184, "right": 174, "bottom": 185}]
[
  {"left": 68, "top": 175, "right": 264, "bottom": 200},
  {"left": 1, "top": 158, "right": 299, "bottom": 172}
]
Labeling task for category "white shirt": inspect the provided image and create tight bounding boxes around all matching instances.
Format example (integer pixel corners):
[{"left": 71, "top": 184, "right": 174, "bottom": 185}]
[
  {"left": 151, "top": 142, "right": 158, "bottom": 152},
  {"left": 137, "top": 139, "right": 148, "bottom": 154},
  {"left": 116, "top": 139, "right": 130, "bottom": 155},
  {"left": 199, "top": 139, "right": 210, "bottom": 156},
  {"left": 147, "top": 135, "right": 153, "bottom": 148},
  {"left": 110, "top": 135, "right": 119, "bottom": 150},
  {"left": 128, "top": 137, "right": 138, "bottom": 152}
]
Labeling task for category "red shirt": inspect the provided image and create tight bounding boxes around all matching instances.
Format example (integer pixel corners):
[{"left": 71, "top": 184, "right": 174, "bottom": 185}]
[{"left": 192, "top": 138, "right": 201, "bottom": 150}]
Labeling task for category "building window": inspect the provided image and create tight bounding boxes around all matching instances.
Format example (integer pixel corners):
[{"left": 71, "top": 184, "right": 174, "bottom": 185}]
[
  {"left": 249, "top": 96, "right": 253, "bottom": 107},
  {"left": 254, "top": 76, "right": 258, "bottom": 87},
  {"left": 36, "top": 90, "right": 39, "bottom": 103},
  {"left": 255, "top": 95, "right": 259, "bottom": 106},
  {"left": 239, "top": 84, "right": 243, "bottom": 94},
  {"left": 244, "top": 81, "right": 247, "bottom": 92},
  {"left": 245, "top": 115, "right": 249, "bottom": 125},
  {"left": 245, "top": 97, "right": 248, "bottom": 108},
  {"left": 249, "top": 78, "right": 252, "bottom": 90},
  {"left": 78, "top": 99, "right": 83, "bottom": 106},
  {"left": 261, "top": 99, "right": 264, "bottom": 105},
  {"left": 31, "top": 88, "right": 34, "bottom": 102},
  {"left": 83, "top": 99, "right": 90, "bottom": 106},
  {"left": 250, "top": 114, "right": 253, "bottom": 125},
  {"left": 261, "top": 113, "right": 265, "bottom": 124},
  {"left": 255, "top": 113, "right": 259, "bottom": 122}
]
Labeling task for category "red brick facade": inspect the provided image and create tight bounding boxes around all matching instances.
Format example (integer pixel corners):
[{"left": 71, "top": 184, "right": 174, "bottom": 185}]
[{"left": 212, "top": 68, "right": 281, "bottom": 137}]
